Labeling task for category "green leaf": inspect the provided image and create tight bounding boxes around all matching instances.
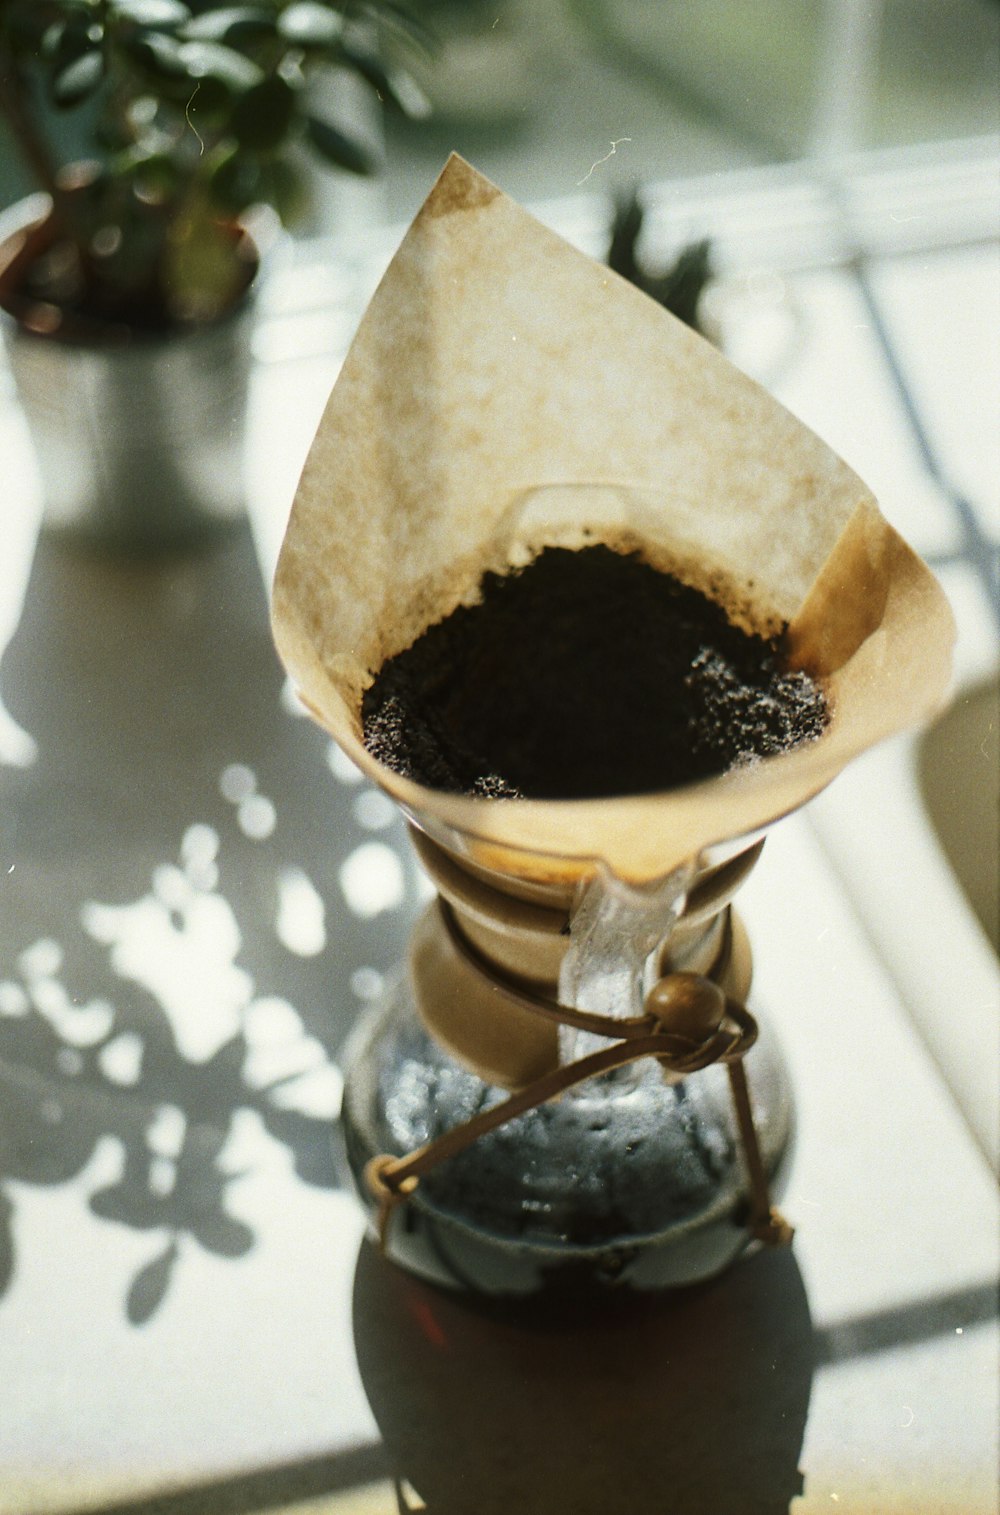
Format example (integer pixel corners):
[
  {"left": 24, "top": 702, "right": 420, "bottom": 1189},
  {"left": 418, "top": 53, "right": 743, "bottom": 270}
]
[
  {"left": 336, "top": 43, "right": 430, "bottom": 118},
  {"left": 130, "top": 150, "right": 180, "bottom": 201},
  {"left": 183, "top": 6, "right": 276, "bottom": 45},
  {"left": 356, "top": 0, "right": 436, "bottom": 52},
  {"left": 304, "top": 115, "right": 376, "bottom": 175},
  {"left": 110, "top": 0, "right": 192, "bottom": 26},
  {"left": 51, "top": 49, "right": 105, "bottom": 107},
  {"left": 182, "top": 71, "right": 232, "bottom": 123},
  {"left": 208, "top": 148, "right": 262, "bottom": 213},
  {"left": 3, "top": 4, "right": 57, "bottom": 52},
  {"left": 230, "top": 74, "right": 297, "bottom": 151},
  {"left": 125, "top": 29, "right": 190, "bottom": 80},
  {"left": 41, "top": 22, "right": 68, "bottom": 61},
  {"left": 279, "top": 2, "right": 344, "bottom": 48},
  {"left": 261, "top": 155, "right": 309, "bottom": 225},
  {"left": 177, "top": 40, "right": 263, "bottom": 90},
  {"left": 44, "top": 14, "right": 102, "bottom": 65}
]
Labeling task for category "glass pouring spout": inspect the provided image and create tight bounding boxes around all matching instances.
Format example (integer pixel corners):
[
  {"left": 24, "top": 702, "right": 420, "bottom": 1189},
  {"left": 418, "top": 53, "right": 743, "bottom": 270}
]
[{"left": 557, "top": 862, "right": 692, "bottom": 1067}]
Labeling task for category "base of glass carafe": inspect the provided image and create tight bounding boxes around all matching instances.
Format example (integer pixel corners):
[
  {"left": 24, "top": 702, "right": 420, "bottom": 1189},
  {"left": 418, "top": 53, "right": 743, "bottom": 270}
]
[{"left": 339, "top": 972, "right": 794, "bottom": 1298}]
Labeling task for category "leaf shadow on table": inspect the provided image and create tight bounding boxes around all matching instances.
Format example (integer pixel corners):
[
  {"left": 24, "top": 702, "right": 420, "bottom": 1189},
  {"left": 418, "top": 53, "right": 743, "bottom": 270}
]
[
  {"left": 353, "top": 1236, "right": 815, "bottom": 1515},
  {"left": 0, "top": 526, "right": 416, "bottom": 1324}
]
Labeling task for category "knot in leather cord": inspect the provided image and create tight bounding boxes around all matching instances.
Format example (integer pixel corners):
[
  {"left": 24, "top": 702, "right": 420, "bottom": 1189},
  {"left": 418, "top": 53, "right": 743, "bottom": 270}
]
[{"left": 644, "top": 971, "right": 727, "bottom": 1043}]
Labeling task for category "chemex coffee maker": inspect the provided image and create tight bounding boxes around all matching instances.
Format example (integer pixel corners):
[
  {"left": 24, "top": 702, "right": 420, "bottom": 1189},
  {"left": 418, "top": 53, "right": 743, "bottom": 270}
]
[{"left": 272, "top": 157, "right": 953, "bottom": 1297}]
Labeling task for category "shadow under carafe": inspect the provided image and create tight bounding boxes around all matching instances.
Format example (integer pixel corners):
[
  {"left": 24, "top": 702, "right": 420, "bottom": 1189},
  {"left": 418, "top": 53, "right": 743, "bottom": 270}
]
[{"left": 352, "top": 1236, "right": 814, "bottom": 1515}]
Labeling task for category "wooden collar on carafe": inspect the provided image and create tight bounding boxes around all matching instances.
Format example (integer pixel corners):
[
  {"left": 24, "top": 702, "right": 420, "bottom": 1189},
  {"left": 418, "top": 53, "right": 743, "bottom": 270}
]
[{"left": 407, "top": 823, "right": 765, "bottom": 993}]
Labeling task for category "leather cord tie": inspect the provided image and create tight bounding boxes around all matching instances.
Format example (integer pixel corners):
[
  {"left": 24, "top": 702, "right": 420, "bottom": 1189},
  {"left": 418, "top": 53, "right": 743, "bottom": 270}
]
[{"left": 364, "top": 898, "right": 793, "bottom": 1256}]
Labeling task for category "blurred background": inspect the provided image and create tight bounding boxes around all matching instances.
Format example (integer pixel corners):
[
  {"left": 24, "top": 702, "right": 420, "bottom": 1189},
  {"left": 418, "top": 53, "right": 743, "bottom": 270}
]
[
  {"left": 378, "top": 0, "right": 1000, "bottom": 214},
  {"left": 3, "top": 0, "right": 999, "bottom": 222}
]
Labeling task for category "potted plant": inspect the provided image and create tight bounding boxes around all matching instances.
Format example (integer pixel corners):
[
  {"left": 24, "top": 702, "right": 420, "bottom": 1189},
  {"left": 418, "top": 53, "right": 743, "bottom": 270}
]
[
  {"left": 606, "top": 188, "right": 712, "bottom": 334},
  {"left": 0, "top": 0, "right": 427, "bottom": 550}
]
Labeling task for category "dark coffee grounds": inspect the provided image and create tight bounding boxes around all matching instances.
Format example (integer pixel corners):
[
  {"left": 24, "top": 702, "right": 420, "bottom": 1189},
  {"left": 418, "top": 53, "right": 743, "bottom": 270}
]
[{"left": 362, "top": 546, "right": 827, "bottom": 800}]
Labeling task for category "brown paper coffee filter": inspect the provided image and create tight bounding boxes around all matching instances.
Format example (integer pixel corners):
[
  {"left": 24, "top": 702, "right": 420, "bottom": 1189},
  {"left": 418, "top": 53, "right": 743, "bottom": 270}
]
[{"left": 272, "top": 155, "right": 954, "bottom": 886}]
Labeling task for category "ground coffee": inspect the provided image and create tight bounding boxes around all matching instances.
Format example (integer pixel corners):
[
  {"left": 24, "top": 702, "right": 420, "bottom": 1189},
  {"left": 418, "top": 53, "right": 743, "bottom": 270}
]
[{"left": 362, "top": 545, "right": 827, "bottom": 800}]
